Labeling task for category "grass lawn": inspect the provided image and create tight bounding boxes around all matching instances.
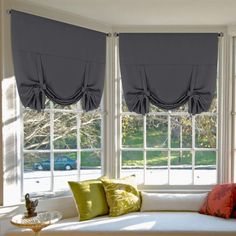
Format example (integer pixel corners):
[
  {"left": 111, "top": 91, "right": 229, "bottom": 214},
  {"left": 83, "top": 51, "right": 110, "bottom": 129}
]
[
  {"left": 25, "top": 126, "right": 216, "bottom": 169},
  {"left": 122, "top": 128, "right": 216, "bottom": 167},
  {"left": 122, "top": 150, "right": 216, "bottom": 167}
]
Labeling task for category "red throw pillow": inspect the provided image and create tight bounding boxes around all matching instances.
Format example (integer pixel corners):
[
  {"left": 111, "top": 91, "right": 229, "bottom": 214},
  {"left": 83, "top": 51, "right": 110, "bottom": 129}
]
[
  {"left": 231, "top": 183, "right": 236, "bottom": 218},
  {"left": 232, "top": 210, "right": 236, "bottom": 218},
  {"left": 199, "top": 183, "right": 235, "bottom": 219}
]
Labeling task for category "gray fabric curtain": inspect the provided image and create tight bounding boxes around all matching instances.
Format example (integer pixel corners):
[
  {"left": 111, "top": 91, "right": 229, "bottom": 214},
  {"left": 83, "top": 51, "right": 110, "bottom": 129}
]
[
  {"left": 11, "top": 10, "right": 106, "bottom": 112},
  {"left": 119, "top": 33, "right": 218, "bottom": 115}
]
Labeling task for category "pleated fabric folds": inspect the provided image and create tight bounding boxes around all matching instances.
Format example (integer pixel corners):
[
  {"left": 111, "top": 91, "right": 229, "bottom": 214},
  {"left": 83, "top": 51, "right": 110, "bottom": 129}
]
[
  {"left": 11, "top": 10, "right": 106, "bottom": 112},
  {"left": 119, "top": 33, "right": 218, "bottom": 115}
]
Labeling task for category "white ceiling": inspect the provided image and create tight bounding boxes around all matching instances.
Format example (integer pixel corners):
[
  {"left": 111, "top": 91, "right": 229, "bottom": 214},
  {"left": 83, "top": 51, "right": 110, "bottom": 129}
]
[{"left": 23, "top": 0, "right": 236, "bottom": 26}]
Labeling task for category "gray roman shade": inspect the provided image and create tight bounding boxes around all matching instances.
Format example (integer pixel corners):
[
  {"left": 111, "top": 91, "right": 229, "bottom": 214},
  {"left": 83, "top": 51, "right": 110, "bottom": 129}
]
[
  {"left": 11, "top": 10, "right": 106, "bottom": 111},
  {"left": 119, "top": 33, "right": 218, "bottom": 115}
]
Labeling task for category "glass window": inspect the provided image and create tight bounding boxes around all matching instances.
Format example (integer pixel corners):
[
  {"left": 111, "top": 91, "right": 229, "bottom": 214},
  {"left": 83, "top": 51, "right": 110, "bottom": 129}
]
[
  {"left": 22, "top": 100, "right": 104, "bottom": 196},
  {"left": 119, "top": 66, "right": 218, "bottom": 186}
]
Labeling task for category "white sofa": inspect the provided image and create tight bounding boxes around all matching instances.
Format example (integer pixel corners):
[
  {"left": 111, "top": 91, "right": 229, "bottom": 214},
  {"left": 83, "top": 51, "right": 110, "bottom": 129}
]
[{"left": 3, "top": 193, "right": 236, "bottom": 236}]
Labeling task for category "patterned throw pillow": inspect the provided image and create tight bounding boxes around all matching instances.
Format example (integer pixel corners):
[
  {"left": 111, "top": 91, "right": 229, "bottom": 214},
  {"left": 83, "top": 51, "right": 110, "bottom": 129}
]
[
  {"left": 199, "top": 183, "right": 235, "bottom": 219},
  {"left": 101, "top": 179, "right": 141, "bottom": 217}
]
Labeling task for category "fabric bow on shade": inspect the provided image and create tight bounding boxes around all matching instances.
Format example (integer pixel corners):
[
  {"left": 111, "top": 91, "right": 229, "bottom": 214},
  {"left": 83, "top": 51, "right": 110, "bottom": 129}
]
[{"left": 119, "top": 33, "right": 218, "bottom": 115}]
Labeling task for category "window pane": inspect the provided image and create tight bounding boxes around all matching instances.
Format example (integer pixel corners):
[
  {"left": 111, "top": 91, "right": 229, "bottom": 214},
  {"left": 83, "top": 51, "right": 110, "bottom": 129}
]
[
  {"left": 81, "top": 151, "right": 101, "bottom": 168},
  {"left": 171, "top": 116, "right": 192, "bottom": 148},
  {"left": 171, "top": 103, "right": 188, "bottom": 112},
  {"left": 149, "top": 103, "right": 164, "bottom": 112},
  {"left": 122, "top": 93, "right": 129, "bottom": 112},
  {"left": 195, "top": 115, "right": 217, "bottom": 148},
  {"left": 170, "top": 151, "right": 192, "bottom": 185},
  {"left": 122, "top": 115, "right": 143, "bottom": 148},
  {"left": 54, "top": 152, "right": 78, "bottom": 191},
  {"left": 24, "top": 153, "right": 51, "bottom": 194},
  {"left": 146, "top": 151, "right": 168, "bottom": 185},
  {"left": 147, "top": 115, "right": 168, "bottom": 148},
  {"left": 171, "top": 151, "right": 192, "bottom": 166},
  {"left": 45, "top": 98, "right": 50, "bottom": 109},
  {"left": 81, "top": 113, "right": 101, "bottom": 149},
  {"left": 54, "top": 112, "right": 77, "bottom": 149},
  {"left": 80, "top": 151, "right": 101, "bottom": 180},
  {"left": 121, "top": 151, "right": 143, "bottom": 184},
  {"left": 54, "top": 152, "right": 77, "bottom": 171},
  {"left": 194, "top": 151, "right": 216, "bottom": 185},
  {"left": 209, "top": 89, "right": 217, "bottom": 113},
  {"left": 53, "top": 102, "right": 78, "bottom": 110},
  {"left": 122, "top": 151, "right": 144, "bottom": 167},
  {"left": 24, "top": 111, "right": 50, "bottom": 150}
]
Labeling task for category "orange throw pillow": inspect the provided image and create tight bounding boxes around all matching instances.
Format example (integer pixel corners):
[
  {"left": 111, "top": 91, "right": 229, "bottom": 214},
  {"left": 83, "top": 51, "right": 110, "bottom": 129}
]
[{"left": 199, "top": 184, "right": 234, "bottom": 219}]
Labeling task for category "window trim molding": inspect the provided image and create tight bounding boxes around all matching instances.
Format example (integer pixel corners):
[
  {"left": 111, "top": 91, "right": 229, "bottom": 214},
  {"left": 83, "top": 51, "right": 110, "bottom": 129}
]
[
  {"left": 219, "top": 34, "right": 234, "bottom": 183},
  {"left": 0, "top": 0, "right": 4, "bottom": 206},
  {"left": 230, "top": 35, "right": 236, "bottom": 183}
]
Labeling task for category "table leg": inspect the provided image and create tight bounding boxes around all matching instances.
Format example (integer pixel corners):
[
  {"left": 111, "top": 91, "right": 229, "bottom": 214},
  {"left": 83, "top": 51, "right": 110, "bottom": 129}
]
[{"left": 35, "top": 231, "right": 40, "bottom": 236}]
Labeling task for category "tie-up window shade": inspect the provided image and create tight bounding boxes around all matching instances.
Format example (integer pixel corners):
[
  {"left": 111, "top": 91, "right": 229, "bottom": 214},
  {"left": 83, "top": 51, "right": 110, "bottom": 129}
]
[
  {"left": 11, "top": 10, "right": 106, "bottom": 112},
  {"left": 119, "top": 33, "right": 218, "bottom": 115}
]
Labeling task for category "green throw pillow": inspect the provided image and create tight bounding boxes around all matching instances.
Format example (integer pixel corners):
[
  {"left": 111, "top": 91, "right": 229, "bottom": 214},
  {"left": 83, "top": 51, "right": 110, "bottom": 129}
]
[
  {"left": 68, "top": 180, "right": 109, "bottom": 221},
  {"left": 101, "top": 179, "right": 141, "bottom": 217}
]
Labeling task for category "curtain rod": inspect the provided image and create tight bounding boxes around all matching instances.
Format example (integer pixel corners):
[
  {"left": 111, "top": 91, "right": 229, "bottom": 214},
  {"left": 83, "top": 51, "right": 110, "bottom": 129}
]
[
  {"left": 110, "top": 32, "right": 224, "bottom": 37},
  {"left": 6, "top": 10, "right": 224, "bottom": 37}
]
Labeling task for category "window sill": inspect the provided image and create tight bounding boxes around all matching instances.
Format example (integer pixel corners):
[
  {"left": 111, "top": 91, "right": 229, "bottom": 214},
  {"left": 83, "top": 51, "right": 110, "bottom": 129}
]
[{"left": 138, "top": 184, "right": 213, "bottom": 193}]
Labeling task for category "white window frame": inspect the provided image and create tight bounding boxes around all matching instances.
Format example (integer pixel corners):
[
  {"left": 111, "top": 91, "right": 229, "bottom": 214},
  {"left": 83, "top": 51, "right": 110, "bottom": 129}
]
[
  {"left": 111, "top": 28, "right": 227, "bottom": 192},
  {"left": 18, "top": 97, "right": 106, "bottom": 199},
  {"left": 18, "top": 98, "right": 106, "bottom": 199},
  {"left": 231, "top": 36, "right": 236, "bottom": 182}
]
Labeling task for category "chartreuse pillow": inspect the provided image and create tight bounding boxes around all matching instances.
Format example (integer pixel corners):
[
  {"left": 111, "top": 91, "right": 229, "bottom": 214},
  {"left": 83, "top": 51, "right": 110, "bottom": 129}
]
[
  {"left": 101, "top": 179, "right": 141, "bottom": 217},
  {"left": 68, "top": 180, "right": 109, "bottom": 221}
]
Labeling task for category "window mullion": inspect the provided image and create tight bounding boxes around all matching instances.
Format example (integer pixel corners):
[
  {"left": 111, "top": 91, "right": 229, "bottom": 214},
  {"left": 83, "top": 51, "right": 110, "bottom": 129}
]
[
  {"left": 77, "top": 103, "right": 81, "bottom": 181},
  {"left": 143, "top": 115, "right": 147, "bottom": 184},
  {"left": 192, "top": 115, "right": 195, "bottom": 185},
  {"left": 167, "top": 112, "right": 171, "bottom": 185},
  {"left": 100, "top": 94, "right": 105, "bottom": 176},
  {"left": 50, "top": 102, "right": 55, "bottom": 192},
  {"left": 20, "top": 105, "right": 24, "bottom": 198}
]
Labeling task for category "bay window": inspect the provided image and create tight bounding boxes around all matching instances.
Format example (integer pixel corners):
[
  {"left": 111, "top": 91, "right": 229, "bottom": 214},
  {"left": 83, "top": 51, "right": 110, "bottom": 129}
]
[{"left": 10, "top": 30, "right": 226, "bottom": 200}]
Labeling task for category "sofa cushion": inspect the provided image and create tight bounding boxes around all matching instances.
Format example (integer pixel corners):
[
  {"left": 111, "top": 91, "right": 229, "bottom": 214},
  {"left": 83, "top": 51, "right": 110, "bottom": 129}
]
[
  {"left": 5, "top": 212, "right": 236, "bottom": 236},
  {"left": 141, "top": 192, "right": 208, "bottom": 212},
  {"left": 68, "top": 180, "right": 109, "bottom": 221},
  {"left": 101, "top": 179, "right": 141, "bottom": 217},
  {"left": 199, "top": 183, "right": 235, "bottom": 219}
]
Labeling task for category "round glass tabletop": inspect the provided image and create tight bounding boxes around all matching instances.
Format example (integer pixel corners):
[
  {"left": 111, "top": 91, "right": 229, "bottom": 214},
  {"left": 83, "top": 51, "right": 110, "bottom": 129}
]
[{"left": 11, "top": 211, "right": 62, "bottom": 233}]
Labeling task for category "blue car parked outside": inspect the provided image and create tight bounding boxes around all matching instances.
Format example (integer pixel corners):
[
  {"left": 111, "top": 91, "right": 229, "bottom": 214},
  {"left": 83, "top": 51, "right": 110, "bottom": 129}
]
[{"left": 33, "top": 156, "right": 77, "bottom": 171}]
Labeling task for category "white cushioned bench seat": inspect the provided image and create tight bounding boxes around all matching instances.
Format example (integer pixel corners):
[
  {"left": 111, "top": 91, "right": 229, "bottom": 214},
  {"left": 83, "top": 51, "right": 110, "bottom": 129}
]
[{"left": 5, "top": 212, "right": 236, "bottom": 236}]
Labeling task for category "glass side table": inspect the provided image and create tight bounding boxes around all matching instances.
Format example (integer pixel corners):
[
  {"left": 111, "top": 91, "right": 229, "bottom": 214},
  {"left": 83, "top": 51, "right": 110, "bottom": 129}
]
[{"left": 11, "top": 211, "right": 62, "bottom": 236}]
